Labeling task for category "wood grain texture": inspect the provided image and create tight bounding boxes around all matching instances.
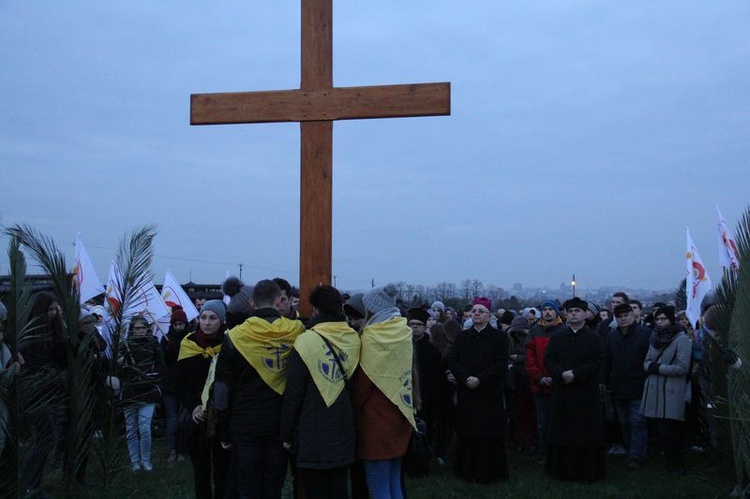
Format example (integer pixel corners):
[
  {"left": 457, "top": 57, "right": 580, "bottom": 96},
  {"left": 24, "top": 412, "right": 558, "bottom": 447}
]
[{"left": 191, "top": 83, "right": 451, "bottom": 125}]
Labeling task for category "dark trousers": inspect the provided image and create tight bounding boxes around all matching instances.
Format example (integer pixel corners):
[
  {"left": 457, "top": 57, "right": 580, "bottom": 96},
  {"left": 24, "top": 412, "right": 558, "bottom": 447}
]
[
  {"left": 232, "top": 434, "right": 288, "bottom": 499},
  {"left": 659, "top": 418, "right": 685, "bottom": 471},
  {"left": 454, "top": 436, "right": 509, "bottom": 483},
  {"left": 189, "top": 434, "right": 230, "bottom": 499},
  {"left": 297, "top": 466, "right": 348, "bottom": 499}
]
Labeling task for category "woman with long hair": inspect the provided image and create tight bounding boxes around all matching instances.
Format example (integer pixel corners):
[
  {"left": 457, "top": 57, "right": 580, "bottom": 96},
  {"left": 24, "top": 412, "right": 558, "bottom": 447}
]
[{"left": 119, "top": 315, "right": 163, "bottom": 472}]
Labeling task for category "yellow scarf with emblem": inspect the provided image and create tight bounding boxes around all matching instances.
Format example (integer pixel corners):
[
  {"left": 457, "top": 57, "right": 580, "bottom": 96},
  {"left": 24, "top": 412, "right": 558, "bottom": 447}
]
[
  {"left": 227, "top": 316, "right": 305, "bottom": 394},
  {"left": 295, "top": 321, "right": 360, "bottom": 407},
  {"left": 360, "top": 316, "right": 416, "bottom": 428}
]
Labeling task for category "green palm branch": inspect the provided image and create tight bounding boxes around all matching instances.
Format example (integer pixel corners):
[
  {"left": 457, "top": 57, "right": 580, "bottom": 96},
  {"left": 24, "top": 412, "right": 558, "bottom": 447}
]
[{"left": 726, "top": 208, "right": 750, "bottom": 493}]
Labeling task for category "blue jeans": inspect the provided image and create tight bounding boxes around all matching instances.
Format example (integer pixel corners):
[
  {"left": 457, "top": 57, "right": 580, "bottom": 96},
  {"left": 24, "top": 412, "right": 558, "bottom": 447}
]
[
  {"left": 363, "top": 458, "right": 403, "bottom": 499},
  {"left": 232, "top": 434, "right": 288, "bottom": 499},
  {"left": 124, "top": 403, "right": 155, "bottom": 465},
  {"left": 613, "top": 398, "right": 648, "bottom": 461},
  {"left": 162, "top": 392, "right": 180, "bottom": 452}
]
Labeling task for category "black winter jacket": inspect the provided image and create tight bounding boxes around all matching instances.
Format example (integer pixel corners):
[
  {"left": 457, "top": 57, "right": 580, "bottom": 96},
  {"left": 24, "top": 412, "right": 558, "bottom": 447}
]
[{"left": 279, "top": 349, "right": 355, "bottom": 469}]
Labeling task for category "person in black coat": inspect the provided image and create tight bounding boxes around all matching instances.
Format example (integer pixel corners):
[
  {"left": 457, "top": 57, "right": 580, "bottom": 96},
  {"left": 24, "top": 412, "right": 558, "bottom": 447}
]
[
  {"left": 161, "top": 306, "right": 190, "bottom": 462},
  {"left": 544, "top": 297, "right": 605, "bottom": 483},
  {"left": 177, "top": 300, "right": 228, "bottom": 499},
  {"left": 404, "top": 308, "right": 444, "bottom": 477},
  {"left": 601, "top": 302, "right": 651, "bottom": 468},
  {"left": 447, "top": 297, "right": 509, "bottom": 484},
  {"left": 280, "top": 285, "right": 360, "bottom": 499}
]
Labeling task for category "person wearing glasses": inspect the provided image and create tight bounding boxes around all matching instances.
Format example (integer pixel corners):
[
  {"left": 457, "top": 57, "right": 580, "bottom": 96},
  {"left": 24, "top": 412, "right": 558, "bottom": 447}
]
[
  {"left": 640, "top": 305, "right": 691, "bottom": 476},
  {"left": 448, "top": 297, "right": 509, "bottom": 484}
]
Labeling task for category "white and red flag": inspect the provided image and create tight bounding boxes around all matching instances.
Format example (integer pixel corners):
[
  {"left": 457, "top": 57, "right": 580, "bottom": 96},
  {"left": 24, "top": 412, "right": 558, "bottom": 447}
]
[
  {"left": 72, "top": 233, "right": 103, "bottom": 304},
  {"left": 686, "top": 227, "right": 712, "bottom": 327},
  {"left": 105, "top": 260, "right": 170, "bottom": 324},
  {"left": 716, "top": 205, "right": 740, "bottom": 270},
  {"left": 161, "top": 269, "right": 199, "bottom": 321}
]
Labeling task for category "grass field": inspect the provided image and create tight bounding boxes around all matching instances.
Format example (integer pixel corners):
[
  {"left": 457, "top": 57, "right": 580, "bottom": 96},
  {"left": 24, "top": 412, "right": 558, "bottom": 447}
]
[{"left": 45, "top": 437, "right": 736, "bottom": 498}]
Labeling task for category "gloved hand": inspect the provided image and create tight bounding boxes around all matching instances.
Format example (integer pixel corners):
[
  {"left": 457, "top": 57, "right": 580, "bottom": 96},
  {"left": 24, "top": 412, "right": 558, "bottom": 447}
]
[{"left": 647, "top": 362, "right": 661, "bottom": 375}]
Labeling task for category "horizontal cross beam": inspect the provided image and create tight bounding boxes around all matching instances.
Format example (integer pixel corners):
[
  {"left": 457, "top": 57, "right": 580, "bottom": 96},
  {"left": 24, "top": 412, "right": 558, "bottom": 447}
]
[{"left": 191, "top": 82, "right": 450, "bottom": 125}]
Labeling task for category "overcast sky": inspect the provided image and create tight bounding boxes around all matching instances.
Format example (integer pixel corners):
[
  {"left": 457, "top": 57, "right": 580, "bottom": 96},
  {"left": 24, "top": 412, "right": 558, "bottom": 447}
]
[{"left": 1, "top": 1, "right": 748, "bottom": 294}]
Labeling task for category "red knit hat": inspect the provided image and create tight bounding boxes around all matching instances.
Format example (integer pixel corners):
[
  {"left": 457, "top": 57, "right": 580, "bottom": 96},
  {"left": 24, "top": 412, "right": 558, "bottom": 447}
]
[{"left": 170, "top": 306, "right": 188, "bottom": 324}]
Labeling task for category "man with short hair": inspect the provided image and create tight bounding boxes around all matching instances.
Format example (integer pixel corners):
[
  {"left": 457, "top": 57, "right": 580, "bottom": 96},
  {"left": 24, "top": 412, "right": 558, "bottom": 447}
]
[
  {"left": 629, "top": 300, "right": 644, "bottom": 325},
  {"left": 544, "top": 297, "right": 605, "bottom": 483},
  {"left": 272, "top": 277, "right": 295, "bottom": 319},
  {"left": 596, "top": 291, "right": 630, "bottom": 339},
  {"left": 601, "top": 303, "right": 651, "bottom": 468},
  {"left": 215, "top": 279, "right": 305, "bottom": 499},
  {"left": 525, "top": 300, "right": 566, "bottom": 464}
]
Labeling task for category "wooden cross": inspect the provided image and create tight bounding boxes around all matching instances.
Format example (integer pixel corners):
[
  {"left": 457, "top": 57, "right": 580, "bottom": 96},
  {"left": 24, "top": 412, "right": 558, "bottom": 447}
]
[{"left": 190, "top": 0, "right": 450, "bottom": 315}]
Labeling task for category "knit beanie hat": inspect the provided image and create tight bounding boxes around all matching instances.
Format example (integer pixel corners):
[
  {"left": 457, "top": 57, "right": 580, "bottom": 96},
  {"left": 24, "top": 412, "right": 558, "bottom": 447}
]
[
  {"left": 588, "top": 302, "right": 601, "bottom": 316},
  {"left": 407, "top": 308, "right": 430, "bottom": 325},
  {"left": 170, "top": 305, "right": 188, "bottom": 324},
  {"left": 540, "top": 300, "right": 560, "bottom": 314},
  {"left": 363, "top": 283, "right": 399, "bottom": 314},
  {"left": 200, "top": 300, "right": 227, "bottom": 325},
  {"left": 431, "top": 301, "right": 446, "bottom": 312},
  {"left": 344, "top": 293, "right": 366, "bottom": 318},
  {"left": 222, "top": 276, "right": 254, "bottom": 316},
  {"left": 654, "top": 305, "right": 676, "bottom": 324}
]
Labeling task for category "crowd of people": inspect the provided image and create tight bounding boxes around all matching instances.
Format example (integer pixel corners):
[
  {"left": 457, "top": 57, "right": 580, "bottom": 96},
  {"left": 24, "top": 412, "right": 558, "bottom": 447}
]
[{"left": 0, "top": 280, "right": 739, "bottom": 498}]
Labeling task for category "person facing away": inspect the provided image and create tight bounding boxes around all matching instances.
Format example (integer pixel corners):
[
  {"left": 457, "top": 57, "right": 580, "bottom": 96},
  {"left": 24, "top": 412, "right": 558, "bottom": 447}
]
[
  {"left": 214, "top": 279, "right": 305, "bottom": 499},
  {"left": 352, "top": 283, "right": 415, "bottom": 499},
  {"left": 280, "top": 284, "right": 360, "bottom": 499}
]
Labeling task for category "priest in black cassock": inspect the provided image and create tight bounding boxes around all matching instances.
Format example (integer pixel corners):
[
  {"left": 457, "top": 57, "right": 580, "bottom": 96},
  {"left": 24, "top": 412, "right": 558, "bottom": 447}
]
[
  {"left": 448, "top": 297, "right": 509, "bottom": 484},
  {"left": 543, "top": 297, "right": 606, "bottom": 482}
]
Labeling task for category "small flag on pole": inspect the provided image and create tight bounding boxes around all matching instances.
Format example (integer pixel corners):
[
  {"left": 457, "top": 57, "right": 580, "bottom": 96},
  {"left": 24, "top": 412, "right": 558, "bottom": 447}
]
[
  {"left": 686, "top": 227, "right": 712, "bottom": 327},
  {"left": 161, "top": 269, "right": 199, "bottom": 321},
  {"left": 716, "top": 205, "right": 740, "bottom": 270},
  {"left": 72, "top": 233, "right": 103, "bottom": 304}
]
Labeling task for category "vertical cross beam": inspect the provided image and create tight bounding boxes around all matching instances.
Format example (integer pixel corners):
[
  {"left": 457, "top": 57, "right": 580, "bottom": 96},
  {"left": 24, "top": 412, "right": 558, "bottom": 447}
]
[{"left": 299, "top": 0, "right": 333, "bottom": 312}]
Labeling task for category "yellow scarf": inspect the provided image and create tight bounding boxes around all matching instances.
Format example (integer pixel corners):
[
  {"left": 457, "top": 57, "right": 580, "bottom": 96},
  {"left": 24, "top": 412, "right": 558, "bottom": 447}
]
[
  {"left": 295, "top": 321, "right": 361, "bottom": 407},
  {"left": 227, "top": 316, "right": 305, "bottom": 394},
  {"left": 177, "top": 333, "right": 222, "bottom": 361},
  {"left": 360, "top": 316, "right": 416, "bottom": 428}
]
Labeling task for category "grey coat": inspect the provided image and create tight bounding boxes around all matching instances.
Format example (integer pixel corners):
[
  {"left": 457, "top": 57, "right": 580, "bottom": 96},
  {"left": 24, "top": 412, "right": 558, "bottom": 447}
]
[{"left": 640, "top": 331, "right": 691, "bottom": 421}]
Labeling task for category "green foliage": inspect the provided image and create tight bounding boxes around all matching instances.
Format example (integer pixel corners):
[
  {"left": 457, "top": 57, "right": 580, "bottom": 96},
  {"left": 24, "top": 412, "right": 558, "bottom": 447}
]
[{"left": 726, "top": 208, "right": 750, "bottom": 493}]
